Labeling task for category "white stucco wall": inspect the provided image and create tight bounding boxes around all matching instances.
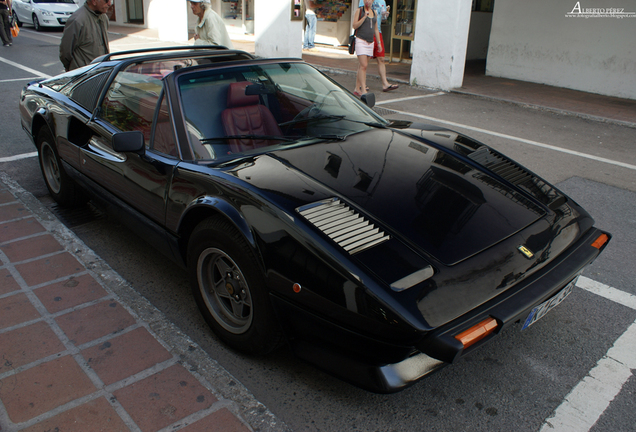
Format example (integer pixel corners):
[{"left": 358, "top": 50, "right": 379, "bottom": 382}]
[
  {"left": 254, "top": 0, "right": 303, "bottom": 59},
  {"left": 147, "top": 0, "right": 188, "bottom": 42},
  {"left": 409, "top": 0, "right": 473, "bottom": 90},
  {"left": 108, "top": 0, "right": 188, "bottom": 42},
  {"left": 487, "top": 0, "right": 636, "bottom": 100}
]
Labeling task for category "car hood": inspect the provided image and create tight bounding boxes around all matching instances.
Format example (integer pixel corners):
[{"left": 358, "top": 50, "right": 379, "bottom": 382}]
[
  {"left": 34, "top": 3, "right": 77, "bottom": 13},
  {"left": 225, "top": 126, "right": 590, "bottom": 329},
  {"left": 265, "top": 127, "right": 547, "bottom": 266}
]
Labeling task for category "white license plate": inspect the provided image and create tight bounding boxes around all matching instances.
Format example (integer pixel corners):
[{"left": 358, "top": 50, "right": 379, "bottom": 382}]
[{"left": 521, "top": 276, "right": 577, "bottom": 330}]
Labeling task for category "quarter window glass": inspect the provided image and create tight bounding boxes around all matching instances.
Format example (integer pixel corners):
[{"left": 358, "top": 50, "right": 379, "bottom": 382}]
[
  {"left": 99, "top": 64, "right": 164, "bottom": 146},
  {"left": 151, "top": 93, "right": 178, "bottom": 157},
  {"left": 55, "top": 66, "right": 112, "bottom": 110}
]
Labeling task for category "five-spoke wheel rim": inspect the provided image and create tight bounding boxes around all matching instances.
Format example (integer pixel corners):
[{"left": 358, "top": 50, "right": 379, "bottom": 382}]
[
  {"left": 197, "top": 247, "right": 253, "bottom": 334},
  {"left": 40, "top": 142, "right": 62, "bottom": 194}
]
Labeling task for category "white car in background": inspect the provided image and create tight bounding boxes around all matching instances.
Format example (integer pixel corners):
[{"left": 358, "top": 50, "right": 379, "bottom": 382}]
[{"left": 12, "top": 0, "right": 78, "bottom": 31}]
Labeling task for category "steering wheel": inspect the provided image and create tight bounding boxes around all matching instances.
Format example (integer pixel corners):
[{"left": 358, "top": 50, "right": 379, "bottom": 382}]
[
  {"left": 279, "top": 104, "right": 320, "bottom": 134},
  {"left": 294, "top": 104, "right": 321, "bottom": 121}
]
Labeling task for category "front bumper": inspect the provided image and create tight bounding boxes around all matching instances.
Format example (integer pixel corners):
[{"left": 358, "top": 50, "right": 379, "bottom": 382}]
[
  {"left": 272, "top": 227, "right": 609, "bottom": 393},
  {"left": 418, "top": 227, "right": 611, "bottom": 364},
  {"left": 273, "top": 228, "right": 610, "bottom": 393}
]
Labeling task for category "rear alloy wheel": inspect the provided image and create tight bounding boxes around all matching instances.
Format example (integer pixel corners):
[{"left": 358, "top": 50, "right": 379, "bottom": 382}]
[
  {"left": 33, "top": 15, "right": 40, "bottom": 31},
  {"left": 37, "top": 129, "right": 86, "bottom": 207},
  {"left": 188, "top": 217, "right": 282, "bottom": 355}
]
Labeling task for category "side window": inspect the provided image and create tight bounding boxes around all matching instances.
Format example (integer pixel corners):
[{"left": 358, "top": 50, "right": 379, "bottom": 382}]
[
  {"left": 99, "top": 65, "right": 163, "bottom": 147},
  {"left": 150, "top": 93, "right": 178, "bottom": 157}
]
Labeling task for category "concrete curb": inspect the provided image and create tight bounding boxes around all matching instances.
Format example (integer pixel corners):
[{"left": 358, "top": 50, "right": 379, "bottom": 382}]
[{"left": 450, "top": 89, "right": 636, "bottom": 130}]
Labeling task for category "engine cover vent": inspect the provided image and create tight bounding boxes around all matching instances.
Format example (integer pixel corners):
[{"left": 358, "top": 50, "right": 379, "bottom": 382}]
[
  {"left": 297, "top": 198, "right": 390, "bottom": 254},
  {"left": 468, "top": 147, "right": 560, "bottom": 207}
]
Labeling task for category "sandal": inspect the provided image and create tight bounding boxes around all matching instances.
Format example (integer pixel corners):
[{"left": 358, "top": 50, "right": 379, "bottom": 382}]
[
  {"left": 353, "top": 91, "right": 361, "bottom": 97},
  {"left": 382, "top": 84, "right": 399, "bottom": 92}
]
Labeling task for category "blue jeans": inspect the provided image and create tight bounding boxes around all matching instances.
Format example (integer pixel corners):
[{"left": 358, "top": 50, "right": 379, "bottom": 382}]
[{"left": 303, "top": 13, "right": 316, "bottom": 49}]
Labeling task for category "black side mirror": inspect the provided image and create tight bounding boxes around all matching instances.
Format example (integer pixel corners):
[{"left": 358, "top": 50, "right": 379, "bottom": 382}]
[
  {"left": 361, "top": 93, "right": 375, "bottom": 108},
  {"left": 112, "top": 131, "right": 145, "bottom": 154}
]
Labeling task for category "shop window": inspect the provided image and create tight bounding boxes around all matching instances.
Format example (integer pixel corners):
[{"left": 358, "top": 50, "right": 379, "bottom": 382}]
[
  {"left": 389, "top": 0, "right": 417, "bottom": 62},
  {"left": 126, "top": 0, "right": 144, "bottom": 23},
  {"left": 291, "top": 0, "right": 302, "bottom": 20}
]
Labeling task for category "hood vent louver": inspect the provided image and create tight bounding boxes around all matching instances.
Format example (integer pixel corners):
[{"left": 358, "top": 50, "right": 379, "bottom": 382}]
[
  {"left": 468, "top": 147, "right": 560, "bottom": 208},
  {"left": 297, "top": 198, "right": 390, "bottom": 255},
  {"left": 468, "top": 147, "right": 532, "bottom": 186}
]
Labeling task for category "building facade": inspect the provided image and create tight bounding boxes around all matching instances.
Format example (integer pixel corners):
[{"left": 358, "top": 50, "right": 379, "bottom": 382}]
[{"left": 106, "top": 0, "right": 636, "bottom": 100}]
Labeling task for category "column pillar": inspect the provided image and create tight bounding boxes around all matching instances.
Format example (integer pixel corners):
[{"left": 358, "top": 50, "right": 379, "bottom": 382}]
[
  {"left": 255, "top": 0, "right": 304, "bottom": 59},
  {"left": 148, "top": 0, "right": 189, "bottom": 42},
  {"left": 409, "top": 0, "right": 472, "bottom": 90}
]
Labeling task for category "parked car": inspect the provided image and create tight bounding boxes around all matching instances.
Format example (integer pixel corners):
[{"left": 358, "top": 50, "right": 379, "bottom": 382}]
[
  {"left": 19, "top": 47, "right": 611, "bottom": 393},
  {"left": 12, "top": 0, "right": 78, "bottom": 31}
]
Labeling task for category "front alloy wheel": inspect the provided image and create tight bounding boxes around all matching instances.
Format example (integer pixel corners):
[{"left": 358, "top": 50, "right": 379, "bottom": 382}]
[
  {"left": 33, "top": 15, "right": 40, "bottom": 31},
  {"left": 197, "top": 247, "right": 253, "bottom": 334},
  {"left": 188, "top": 217, "right": 282, "bottom": 355}
]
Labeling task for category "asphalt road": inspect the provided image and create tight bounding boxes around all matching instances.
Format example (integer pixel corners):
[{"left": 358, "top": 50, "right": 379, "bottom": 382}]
[{"left": 1, "top": 27, "right": 635, "bottom": 432}]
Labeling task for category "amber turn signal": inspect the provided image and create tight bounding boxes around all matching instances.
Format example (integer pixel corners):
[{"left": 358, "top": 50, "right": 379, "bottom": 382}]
[
  {"left": 455, "top": 317, "right": 498, "bottom": 349},
  {"left": 591, "top": 233, "right": 609, "bottom": 250}
]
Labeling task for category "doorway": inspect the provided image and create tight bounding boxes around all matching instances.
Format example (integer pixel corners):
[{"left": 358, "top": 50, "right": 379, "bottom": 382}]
[{"left": 464, "top": 0, "right": 494, "bottom": 79}]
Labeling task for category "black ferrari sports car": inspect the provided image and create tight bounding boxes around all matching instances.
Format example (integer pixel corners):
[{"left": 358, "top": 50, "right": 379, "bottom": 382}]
[{"left": 20, "top": 47, "right": 611, "bottom": 393}]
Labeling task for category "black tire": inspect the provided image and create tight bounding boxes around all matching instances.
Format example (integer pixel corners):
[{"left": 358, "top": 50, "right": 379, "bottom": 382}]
[
  {"left": 33, "top": 14, "right": 40, "bottom": 31},
  {"left": 187, "top": 217, "right": 282, "bottom": 355},
  {"left": 36, "top": 129, "right": 86, "bottom": 207},
  {"left": 13, "top": 11, "right": 22, "bottom": 28}
]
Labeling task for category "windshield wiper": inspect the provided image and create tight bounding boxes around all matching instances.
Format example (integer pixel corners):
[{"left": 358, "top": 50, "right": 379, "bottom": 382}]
[
  {"left": 363, "top": 121, "right": 388, "bottom": 128},
  {"left": 201, "top": 135, "right": 296, "bottom": 143},
  {"left": 294, "top": 134, "right": 347, "bottom": 142},
  {"left": 278, "top": 114, "right": 346, "bottom": 128}
]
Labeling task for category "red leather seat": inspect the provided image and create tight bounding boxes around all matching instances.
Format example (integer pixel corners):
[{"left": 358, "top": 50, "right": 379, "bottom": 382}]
[{"left": 222, "top": 82, "right": 282, "bottom": 153}]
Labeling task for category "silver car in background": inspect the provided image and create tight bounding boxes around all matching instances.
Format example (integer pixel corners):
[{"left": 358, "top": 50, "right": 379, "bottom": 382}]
[{"left": 12, "top": 0, "right": 78, "bottom": 31}]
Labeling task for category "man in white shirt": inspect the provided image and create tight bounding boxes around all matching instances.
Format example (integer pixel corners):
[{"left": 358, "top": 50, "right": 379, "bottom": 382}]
[{"left": 189, "top": 0, "right": 233, "bottom": 49}]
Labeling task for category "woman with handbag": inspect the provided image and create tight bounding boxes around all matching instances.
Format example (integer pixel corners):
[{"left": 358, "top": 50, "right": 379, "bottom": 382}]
[
  {"left": 352, "top": 0, "right": 381, "bottom": 97},
  {"left": 357, "top": 0, "right": 398, "bottom": 93}
]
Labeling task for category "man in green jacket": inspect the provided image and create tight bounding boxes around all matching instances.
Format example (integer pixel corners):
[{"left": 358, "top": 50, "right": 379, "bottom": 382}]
[{"left": 59, "top": 0, "right": 110, "bottom": 71}]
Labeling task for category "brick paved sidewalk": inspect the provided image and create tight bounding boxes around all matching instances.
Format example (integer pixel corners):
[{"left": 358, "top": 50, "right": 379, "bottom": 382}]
[{"left": 0, "top": 175, "right": 287, "bottom": 432}]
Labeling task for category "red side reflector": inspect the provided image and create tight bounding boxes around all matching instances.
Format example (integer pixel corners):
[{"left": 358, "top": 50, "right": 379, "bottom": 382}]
[
  {"left": 455, "top": 317, "right": 498, "bottom": 349},
  {"left": 591, "top": 234, "right": 609, "bottom": 250}
]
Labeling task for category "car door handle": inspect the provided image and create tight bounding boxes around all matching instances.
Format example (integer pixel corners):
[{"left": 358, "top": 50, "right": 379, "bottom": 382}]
[{"left": 84, "top": 137, "right": 127, "bottom": 163}]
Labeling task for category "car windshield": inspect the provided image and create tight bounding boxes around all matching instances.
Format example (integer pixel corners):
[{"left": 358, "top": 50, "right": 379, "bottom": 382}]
[{"left": 177, "top": 62, "right": 388, "bottom": 162}]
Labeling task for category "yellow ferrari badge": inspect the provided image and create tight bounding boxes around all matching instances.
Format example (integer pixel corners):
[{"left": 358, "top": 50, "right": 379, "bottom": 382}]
[{"left": 518, "top": 245, "right": 534, "bottom": 259}]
